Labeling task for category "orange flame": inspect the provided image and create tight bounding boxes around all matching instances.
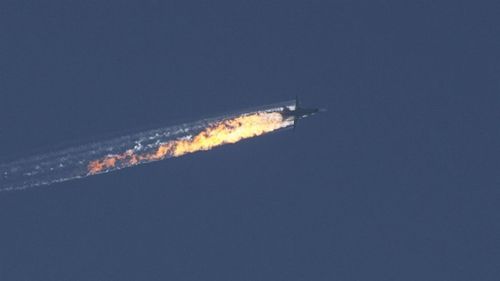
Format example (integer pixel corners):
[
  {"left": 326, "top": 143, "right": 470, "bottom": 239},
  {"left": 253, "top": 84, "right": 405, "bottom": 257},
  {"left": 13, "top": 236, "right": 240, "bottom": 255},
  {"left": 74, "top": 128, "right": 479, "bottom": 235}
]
[{"left": 87, "top": 111, "right": 291, "bottom": 175}]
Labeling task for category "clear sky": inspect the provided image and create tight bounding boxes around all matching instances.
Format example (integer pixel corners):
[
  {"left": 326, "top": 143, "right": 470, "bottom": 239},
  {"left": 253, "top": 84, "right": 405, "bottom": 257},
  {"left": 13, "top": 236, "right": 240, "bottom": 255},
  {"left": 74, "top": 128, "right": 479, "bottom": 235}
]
[{"left": 0, "top": 1, "right": 499, "bottom": 280}]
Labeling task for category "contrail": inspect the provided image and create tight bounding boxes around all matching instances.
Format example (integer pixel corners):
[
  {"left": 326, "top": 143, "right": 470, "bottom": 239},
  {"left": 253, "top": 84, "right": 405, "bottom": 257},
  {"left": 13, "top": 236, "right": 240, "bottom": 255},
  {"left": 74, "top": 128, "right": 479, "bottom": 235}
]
[{"left": 0, "top": 101, "right": 296, "bottom": 191}]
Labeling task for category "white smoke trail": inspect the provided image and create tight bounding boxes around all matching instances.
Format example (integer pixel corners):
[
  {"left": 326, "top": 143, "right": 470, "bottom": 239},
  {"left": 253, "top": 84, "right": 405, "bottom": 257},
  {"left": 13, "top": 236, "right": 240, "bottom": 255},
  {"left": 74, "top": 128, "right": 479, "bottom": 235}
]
[{"left": 0, "top": 101, "right": 295, "bottom": 192}]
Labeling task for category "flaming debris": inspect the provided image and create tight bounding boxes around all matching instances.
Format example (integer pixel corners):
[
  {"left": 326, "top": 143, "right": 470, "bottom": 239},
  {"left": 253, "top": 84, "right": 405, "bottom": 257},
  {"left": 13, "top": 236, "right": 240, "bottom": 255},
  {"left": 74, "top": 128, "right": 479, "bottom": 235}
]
[
  {"left": 88, "top": 112, "right": 292, "bottom": 174},
  {"left": 0, "top": 100, "right": 296, "bottom": 191}
]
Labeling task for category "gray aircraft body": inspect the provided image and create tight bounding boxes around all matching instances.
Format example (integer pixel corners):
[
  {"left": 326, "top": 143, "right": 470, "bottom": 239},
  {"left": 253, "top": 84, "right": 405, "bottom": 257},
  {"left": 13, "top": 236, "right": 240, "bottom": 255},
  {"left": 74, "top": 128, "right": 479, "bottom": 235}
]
[{"left": 281, "top": 97, "right": 325, "bottom": 128}]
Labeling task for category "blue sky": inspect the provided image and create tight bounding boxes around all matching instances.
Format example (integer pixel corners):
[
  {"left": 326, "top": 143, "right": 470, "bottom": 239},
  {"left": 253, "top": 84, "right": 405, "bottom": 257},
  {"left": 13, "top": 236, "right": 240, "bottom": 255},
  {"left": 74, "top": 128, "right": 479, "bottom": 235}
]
[{"left": 0, "top": 1, "right": 499, "bottom": 280}]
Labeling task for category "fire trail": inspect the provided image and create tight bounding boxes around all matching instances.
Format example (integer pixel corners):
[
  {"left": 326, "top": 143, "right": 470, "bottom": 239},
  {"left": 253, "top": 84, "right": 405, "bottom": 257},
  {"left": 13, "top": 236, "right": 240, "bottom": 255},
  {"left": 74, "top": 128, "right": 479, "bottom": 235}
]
[{"left": 0, "top": 100, "right": 319, "bottom": 191}]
